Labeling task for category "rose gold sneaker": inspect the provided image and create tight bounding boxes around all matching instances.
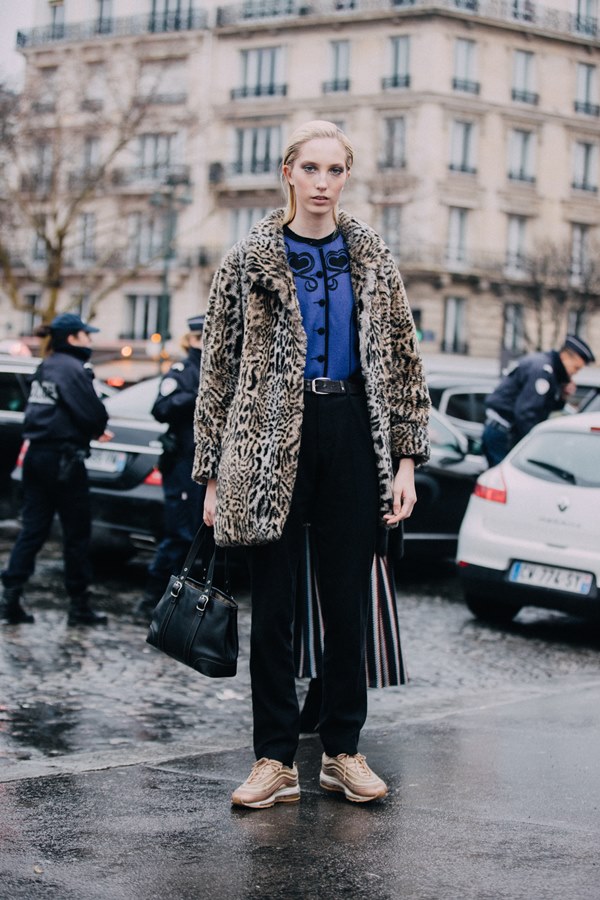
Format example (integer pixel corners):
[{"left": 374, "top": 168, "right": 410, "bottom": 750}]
[
  {"left": 320, "top": 753, "right": 388, "bottom": 803},
  {"left": 231, "top": 758, "right": 300, "bottom": 809}
]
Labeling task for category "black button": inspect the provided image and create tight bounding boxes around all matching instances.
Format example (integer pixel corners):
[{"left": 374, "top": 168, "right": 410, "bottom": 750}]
[
  {"left": 317, "top": 299, "right": 325, "bottom": 307},
  {"left": 316, "top": 271, "right": 323, "bottom": 278},
  {"left": 317, "top": 327, "right": 325, "bottom": 335},
  {"left": 316, "top": 355, "right": 325, "bottom": 363}
]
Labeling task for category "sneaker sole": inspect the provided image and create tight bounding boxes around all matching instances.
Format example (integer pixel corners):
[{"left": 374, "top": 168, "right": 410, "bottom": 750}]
[
  {"left": 231, "top": 785, "right": 300, "bottom": 809},
  {"left": 319, "top": 772, "right": 387, "bottom": 803}
]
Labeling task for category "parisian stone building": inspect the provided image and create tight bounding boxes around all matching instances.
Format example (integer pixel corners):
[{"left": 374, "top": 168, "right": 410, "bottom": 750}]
[{"left": 4, "top": 0, "right": 600, "bottom": 366}]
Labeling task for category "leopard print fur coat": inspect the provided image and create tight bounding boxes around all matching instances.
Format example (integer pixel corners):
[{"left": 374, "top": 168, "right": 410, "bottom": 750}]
[{"left": 193, "top": 208, "right": 430, "bottom": 547}]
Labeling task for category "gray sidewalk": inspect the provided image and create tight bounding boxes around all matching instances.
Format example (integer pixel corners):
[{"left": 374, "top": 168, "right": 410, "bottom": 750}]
[{"left": 2, "top": 678, "right": 599, "bottom": 900}]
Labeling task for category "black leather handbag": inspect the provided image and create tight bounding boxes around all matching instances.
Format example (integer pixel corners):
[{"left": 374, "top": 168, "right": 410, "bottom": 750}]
[{"left": 146, "top": 525, "right": 238, "bottom": 677}]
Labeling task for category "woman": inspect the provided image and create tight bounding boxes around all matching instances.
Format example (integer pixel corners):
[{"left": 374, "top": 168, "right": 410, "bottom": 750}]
[{"left": 193, "top": 120, "right": 430, "bottom": 808}]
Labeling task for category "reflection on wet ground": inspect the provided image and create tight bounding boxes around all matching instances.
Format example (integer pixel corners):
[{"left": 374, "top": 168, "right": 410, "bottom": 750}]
[{"left": 1, "top": 528, "right": 600, "bottom": 773}]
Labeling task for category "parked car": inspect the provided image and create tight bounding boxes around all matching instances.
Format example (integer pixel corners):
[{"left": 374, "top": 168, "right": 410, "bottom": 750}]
[
  {"left": 12, "top": 376, "right": 481, "bottom": 561},
  {"left": 426, "top": 372, "right": 499, "bottom": 453},
  {"left": 457, "top": 412, "right": 600, "bottom": 623},
  {"left": 564, "top": 366, "right": 600, "bottom": 415}
]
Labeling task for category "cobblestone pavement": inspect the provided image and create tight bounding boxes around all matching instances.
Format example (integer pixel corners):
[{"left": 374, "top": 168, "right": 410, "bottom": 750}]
[{"left": 1, "top": 520, "right": 599, "bottom": 782}]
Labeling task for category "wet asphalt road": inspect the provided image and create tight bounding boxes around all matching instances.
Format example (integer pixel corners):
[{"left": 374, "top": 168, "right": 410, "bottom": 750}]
[{"left": 1, "top": 518, "right": 599, "bottom": 782}]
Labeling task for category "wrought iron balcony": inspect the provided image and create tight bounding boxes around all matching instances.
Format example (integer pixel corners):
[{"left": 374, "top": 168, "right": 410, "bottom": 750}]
[
  {"left": 511, "top": 89, "right": 539, "bottom": 105},
  {"left": 574, "top": 101, "right": 600, "bottom": 117},
  {"left": 16, "top": 9, "right": 207, "bottom": 48},
  {"left": 230, "top": 83, "right": 287, "bottom": 99},
  {"left": 111, "top": 165, "right": 191, "bottom": 188},
  {"left": 381, "top": 74, "right": 410, "bottom": 89},
  {"left": 322, "top": 78, "right": 350, "bottom": 93},
  {"left": 452, "top": 78, "right": 480, "bottom": 95}
]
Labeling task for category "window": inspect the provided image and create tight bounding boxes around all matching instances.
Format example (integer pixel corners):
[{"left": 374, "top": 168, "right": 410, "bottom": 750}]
[
  {"left": 137, "top": 133, "right": 178, "bottom": 180},
  {"left": 567, "top": 307, "right": 587, "bottom": 336},
  {"left": 453, "top": 39, "right": 479, "bottom": 94},
  {"left": 124, "top": 295, "right": 170, "bottom": 341},
  {"left": 32, "top": 217, "right": 46, "bottom": 262},
  {"left": 575, "top": 63, "right": 600, "bottom": 116},
  {"left": 127, "top": 212, "right": 166, "bottom": 266},
  {"left": 150, "top": 0, "right": 190, "bottom": 31},
  {"left": 449, "top": 120, "right": 476, "bottom": 174},
  {"left": 506, "top": 215, "right": 527, "bottom": 274},
  {"left": 381, "top": 205, "right": 402, "bottom": 258},
  {"left": 230, "top": 207, "right": 269, "bottom": 243},
  {"left": 443, "top": 297, "right": 467, "bottom": 354},
  {"left": 233, "top": 47, "right": 285, "bottom": 98},
  {"left": 79, "top": 213, "right": 96, "bottom": 262},
  {"left": 96, "top": 0, "right": 113, "bottom": 34},
  {"left": 571, "top": 223, "right": 590, "bottom": 284},
  {"left": 82, "top": 63, "right": 105, "bottom": 111},
  {"left": 382, "top": 36, "right": 410, "bottom": 89},
  {"left": 33, "top": 141, "right": 53, "bottom": 192},
  {"left": 508, "top": 129, "right": 536, "bottom": 183},
  {"left": 33, "top": 67, "right": 57, "bottom": 112},
  {"left": 503, "top": 303, "right": 525, "bottom": 354},
  {"left": 23, "top": 294, "right": 42, "bottom": 335},
  {"left": 512, "top": 50, "right": 538, "bottom": 104},
  {"left": 574, "top": 0, "right": 598, "bottom": 35},
  {"left": 447, "top": 207, "right": 468, "bottom": 266},
  {"left": 140, "top": 59, "right": 187, "bottom": 104},
  {"left": 573, "top": 141, "right": 598, "bottom": 191},
  {"left": 512, "top": 0, "right": 534, "bottom": 22},
  {"left": 50, "top": 1, "right": 65, "bottom": 39},
  {"left": 323, "top": 41, "right": 350, "bottom": 93},
  {"left": 233, "top": 125, "right": 281, "bottom": 175},
  {"left": 83, "top": 137, "right": 100, "bottom": 171},
  {"left": 380, "top": 118, "right": 406, "bottom": 169}
]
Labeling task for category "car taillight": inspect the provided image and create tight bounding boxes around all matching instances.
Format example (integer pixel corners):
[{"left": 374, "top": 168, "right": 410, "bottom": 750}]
[
  {"left": 473, "top": 466, "right": 507, "bottom": 503},
  {"left": 15, "top": 440, "right": 30, "bottom": 468},
  {"left": 144, "top": 467, "right": 163, "bottom": 487}
]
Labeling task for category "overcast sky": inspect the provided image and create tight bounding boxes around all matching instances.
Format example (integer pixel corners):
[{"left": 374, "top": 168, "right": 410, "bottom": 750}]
[{"left": 0, "top": 0, "right": 36, "bottom": 87}]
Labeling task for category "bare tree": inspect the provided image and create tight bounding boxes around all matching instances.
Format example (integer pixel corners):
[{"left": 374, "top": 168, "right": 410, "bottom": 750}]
[
  {"left": 0, "top": 58, "right": 184, "bottom": 329},
  {"left": 520, "top": 239, "right": 600, "bottom": 349}
]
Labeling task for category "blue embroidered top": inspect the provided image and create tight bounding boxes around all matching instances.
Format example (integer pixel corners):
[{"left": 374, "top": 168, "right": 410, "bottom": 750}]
[{"left": 283, "top": 226, "right": 360, "bottom": 381}]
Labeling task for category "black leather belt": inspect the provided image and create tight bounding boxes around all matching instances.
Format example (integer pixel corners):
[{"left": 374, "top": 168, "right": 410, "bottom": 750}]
[{"left": 304, "top": 378, "right": 364, "bottom": 395}]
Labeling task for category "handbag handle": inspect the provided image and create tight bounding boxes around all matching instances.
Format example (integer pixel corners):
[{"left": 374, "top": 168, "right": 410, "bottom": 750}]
[{"left": 176, "top": 523, "right": 230, "bottom": 595}]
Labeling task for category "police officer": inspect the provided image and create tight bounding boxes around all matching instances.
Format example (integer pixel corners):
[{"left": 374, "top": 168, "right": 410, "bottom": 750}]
[
  {"left": 1, "top": 313, "right": 112, "bottom": 626},
  {"left": 482, "top": 334, "right": 596, "bottom": 466},
  {"left": 134, "top": 315, "right": 206, "bottom": 619}
]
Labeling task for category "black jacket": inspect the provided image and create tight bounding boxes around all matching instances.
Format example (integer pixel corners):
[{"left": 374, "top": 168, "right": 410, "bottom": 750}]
[
  {"left": 151, "top": 348, "right": 201, "bottom": 460},
  {"left": 485, "top": 350, "right": 568, "bottom": 440},
  {"left": 24, "top": 349, "right": 108, "bottom": 448}
]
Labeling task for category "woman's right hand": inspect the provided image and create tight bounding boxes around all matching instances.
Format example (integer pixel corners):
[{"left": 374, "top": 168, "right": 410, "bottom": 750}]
[{"left": 203, "top": 478, "right": 217, "bottom": 527}]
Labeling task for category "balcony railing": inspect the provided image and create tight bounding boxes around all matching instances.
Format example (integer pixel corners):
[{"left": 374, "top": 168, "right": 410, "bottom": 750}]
[
  {"left": 111, "top": 165, "right": 191, "bottom": 187},
  {"left": 230, "top": 83, "right": 287, "bottom": 99},
  {"left": 512, "top": 88, "right": 539, "bottom": 104},
  {"left": 452, "top": 78, "right": 480, "bottom": 94},
  {"left": 322, "top": 78, "right": 350, "bottom": 93},
  {"left": 508, "top": 171, "right": 536, "bottom": 184},
  {"left": 449, "top": 163, "right": 477, "bottom": 174},
  {"left": 572, "top": 180, "right": 598, "bottom": 193},
  {"left": 574, "top": 100, "right": 600, "bottom": 116},
  {"left": 229, "top": 159, "right": 280, "bottom": 176},
  {"left": 214, "top": 0, "right": 600, "bottom": 43},
  {"left": 16, "top": 9, "right": 207, "bottom": 48},
  {"left": 381, "top": 74, "right": 410, "bottom": 89}
]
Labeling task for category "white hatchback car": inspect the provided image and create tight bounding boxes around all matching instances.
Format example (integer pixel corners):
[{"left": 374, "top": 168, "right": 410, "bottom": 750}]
[{"left": 457, "top": 412, "right": 600, "bottom": 623}]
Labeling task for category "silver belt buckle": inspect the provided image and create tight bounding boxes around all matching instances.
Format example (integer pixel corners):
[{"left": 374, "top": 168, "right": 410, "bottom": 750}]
[{"left": 310, "top": 378, "right": 332, "bottom": 395}]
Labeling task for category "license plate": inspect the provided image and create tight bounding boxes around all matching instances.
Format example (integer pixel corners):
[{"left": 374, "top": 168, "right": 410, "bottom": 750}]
[
  {"left": 85, "top": 448, "right": 127, "bottom": 474},
  {"left": 509, "top": 561, "right": 593, "bottom": 595}
]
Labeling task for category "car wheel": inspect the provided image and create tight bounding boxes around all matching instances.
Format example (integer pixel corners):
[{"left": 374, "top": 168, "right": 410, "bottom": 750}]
[{"left": 464, "top": 592, "right": 521, "bottom": 624}]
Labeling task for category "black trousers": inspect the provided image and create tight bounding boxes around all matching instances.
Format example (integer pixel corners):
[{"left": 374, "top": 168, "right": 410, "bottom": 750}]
[
  {"left": 246, "top": 391, "right": 379, "bottom": 766},
  {"left": 1, "top": 445, "right": 93, "bottom": 598}
]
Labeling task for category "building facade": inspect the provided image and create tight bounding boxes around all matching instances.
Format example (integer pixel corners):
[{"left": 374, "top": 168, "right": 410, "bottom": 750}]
[{"left": 3, "top": 0, "right": 600, "bottom": 365}]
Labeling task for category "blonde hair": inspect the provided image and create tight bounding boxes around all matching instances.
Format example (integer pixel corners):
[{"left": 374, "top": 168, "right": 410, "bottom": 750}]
[{"left": 281, "top": 120, "right": 354, "bottom": 225}]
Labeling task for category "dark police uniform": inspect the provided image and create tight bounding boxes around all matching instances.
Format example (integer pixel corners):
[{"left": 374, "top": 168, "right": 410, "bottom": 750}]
[
  {"left": 140, "top": 329, "right": 206, "bottom": 609},
  {"left": 1, "top": 332, "right": 108, "bottom": 624},
  {"left": 482, "top": 350, "right": 569, "bottom": 466}
]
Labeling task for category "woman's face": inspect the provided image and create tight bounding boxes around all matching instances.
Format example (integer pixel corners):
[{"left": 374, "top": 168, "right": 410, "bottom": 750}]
[{"left": 283, "top": 137, "right": 350, "bottom": 222}]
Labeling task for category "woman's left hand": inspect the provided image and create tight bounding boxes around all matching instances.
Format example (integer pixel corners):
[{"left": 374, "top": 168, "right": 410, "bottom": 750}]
[{"left": 383, "top": 458, "right": 417, "bottom": 525}]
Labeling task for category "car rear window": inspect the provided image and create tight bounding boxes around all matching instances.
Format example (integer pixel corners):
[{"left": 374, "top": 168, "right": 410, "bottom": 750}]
[
  {"left": 511, "top": 430, "right": 600, "bottom": 487},
  {"left": 104, "top": 377, "right": 161, "bottom": 420}
]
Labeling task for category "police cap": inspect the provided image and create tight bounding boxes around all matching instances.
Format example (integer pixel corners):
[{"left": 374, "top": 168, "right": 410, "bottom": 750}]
[
  {"left": 50, "top": 313, "right": 100, "bottom": 335},
  {"left": 564, "top": 334, "right": 595, "bottom": 365},
  {"left": 187, "top": 315, "right": 205, "bottom": 334}
]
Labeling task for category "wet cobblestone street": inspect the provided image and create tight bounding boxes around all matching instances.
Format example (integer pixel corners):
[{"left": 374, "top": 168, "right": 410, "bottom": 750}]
[{"left": 1, "top": 520, "right": 599, "bottom": 783}]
